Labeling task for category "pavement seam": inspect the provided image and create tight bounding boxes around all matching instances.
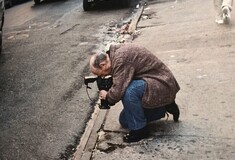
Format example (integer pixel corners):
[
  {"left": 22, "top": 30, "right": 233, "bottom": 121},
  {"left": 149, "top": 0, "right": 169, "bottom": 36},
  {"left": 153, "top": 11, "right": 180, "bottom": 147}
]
[{"left": 73, "top": 107, "right": 108, "bottom": 160}]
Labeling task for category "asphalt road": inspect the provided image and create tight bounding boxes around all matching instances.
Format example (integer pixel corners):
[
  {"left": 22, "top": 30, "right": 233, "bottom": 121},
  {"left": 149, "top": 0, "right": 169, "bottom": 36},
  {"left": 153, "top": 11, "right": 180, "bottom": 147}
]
[{"left": 0, "top": 0, "right": 130, "bottom": 159}]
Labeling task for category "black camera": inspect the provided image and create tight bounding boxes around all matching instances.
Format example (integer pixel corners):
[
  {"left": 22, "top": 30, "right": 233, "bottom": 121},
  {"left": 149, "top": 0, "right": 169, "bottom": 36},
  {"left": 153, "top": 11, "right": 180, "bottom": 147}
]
[{"left": 84, "top": 75, "right": 113, "bottom": 109}]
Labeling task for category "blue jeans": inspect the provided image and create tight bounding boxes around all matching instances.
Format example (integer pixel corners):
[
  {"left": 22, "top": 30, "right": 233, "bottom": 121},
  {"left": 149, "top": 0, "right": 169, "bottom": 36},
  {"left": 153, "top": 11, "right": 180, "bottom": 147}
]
[{"left": 119, "top": 80, "right": 166, "bottom": 130}]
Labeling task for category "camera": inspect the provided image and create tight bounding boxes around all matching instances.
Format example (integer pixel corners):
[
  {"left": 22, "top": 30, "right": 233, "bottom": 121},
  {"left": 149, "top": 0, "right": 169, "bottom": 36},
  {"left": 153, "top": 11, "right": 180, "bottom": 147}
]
[{"left": 84, "top": 75, "right": 113, "bottom": 109}]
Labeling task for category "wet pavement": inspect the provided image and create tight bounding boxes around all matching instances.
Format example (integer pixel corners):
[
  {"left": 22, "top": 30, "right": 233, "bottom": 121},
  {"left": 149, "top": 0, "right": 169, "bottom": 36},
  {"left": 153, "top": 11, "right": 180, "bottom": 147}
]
[{"left": 74, "top": 0, "right": 235, "bottom": 159}]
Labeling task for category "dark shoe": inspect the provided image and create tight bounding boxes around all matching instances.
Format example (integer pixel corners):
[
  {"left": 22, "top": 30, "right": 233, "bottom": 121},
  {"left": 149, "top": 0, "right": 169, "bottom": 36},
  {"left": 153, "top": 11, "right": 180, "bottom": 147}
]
[
  {"left": 165, "top": 101, "right": 180, "bottom": 122},
  {"left": 123, "top": 126, "right": 149, "bottom": 143},
  {"left": 222, "top": 6, "right": 231, "bottom": 24}
]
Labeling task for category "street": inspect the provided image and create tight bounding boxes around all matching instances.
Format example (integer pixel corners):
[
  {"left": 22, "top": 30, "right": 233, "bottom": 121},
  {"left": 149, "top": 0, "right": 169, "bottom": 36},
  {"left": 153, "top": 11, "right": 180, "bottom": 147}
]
[{"left": 0, "top": 0, "right": 131, "bottom": 159}]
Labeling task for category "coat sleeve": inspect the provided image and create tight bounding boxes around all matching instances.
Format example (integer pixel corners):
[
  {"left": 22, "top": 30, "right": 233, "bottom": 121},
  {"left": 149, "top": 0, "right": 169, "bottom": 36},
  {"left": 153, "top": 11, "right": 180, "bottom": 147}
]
[{"left": 106, "top": 58, "right": 135, "bottom": 105}]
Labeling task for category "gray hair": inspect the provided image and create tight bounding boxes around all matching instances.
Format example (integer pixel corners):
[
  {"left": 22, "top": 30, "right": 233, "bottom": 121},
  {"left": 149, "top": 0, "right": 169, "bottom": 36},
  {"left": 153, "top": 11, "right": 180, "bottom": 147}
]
[{"left": 93, "top": 53, "right": 107, "bottom": 69}]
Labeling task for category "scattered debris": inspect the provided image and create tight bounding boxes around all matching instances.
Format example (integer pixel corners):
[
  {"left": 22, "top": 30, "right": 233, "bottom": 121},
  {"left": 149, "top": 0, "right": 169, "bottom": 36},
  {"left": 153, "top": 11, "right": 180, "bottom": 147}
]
[
  {"left": 94, "top": 4, "right": 147, "bottom": 53},
  {"left": 96, "top": 142, "right": 126, "bottom": 153},
  {"left": 96, "top": 131, "right": 126, "bottom": 153}
]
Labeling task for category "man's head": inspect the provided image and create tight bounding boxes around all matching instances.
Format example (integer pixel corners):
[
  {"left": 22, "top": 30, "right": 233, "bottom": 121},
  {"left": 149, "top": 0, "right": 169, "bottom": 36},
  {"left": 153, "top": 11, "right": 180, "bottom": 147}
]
[{"left": 89, "top": 53, "right": 112, "bottom": 77}]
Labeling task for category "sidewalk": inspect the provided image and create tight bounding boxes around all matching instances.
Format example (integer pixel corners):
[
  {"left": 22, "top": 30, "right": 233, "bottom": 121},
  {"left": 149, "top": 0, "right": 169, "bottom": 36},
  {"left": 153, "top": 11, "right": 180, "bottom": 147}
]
[{"left": 74, "top": 0, "right": 235, "bottom": 159}]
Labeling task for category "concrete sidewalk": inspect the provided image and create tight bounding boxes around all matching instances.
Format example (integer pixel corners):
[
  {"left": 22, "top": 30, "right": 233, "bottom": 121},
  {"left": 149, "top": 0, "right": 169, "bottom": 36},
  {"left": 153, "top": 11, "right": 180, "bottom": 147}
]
[{"left": 74, "top": 0, "right": 235, "bottom": 159}]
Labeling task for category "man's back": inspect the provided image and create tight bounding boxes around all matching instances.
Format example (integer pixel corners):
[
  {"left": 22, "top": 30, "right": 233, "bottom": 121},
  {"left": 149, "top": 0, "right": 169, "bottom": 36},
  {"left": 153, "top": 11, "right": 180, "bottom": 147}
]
[{"left": 108, "top": 44, "right": 180, "bottom": 108}]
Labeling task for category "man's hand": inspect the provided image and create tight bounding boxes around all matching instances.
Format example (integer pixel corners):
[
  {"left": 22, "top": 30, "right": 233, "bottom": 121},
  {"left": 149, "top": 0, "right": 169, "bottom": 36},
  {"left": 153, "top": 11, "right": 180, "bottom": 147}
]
[{"left": 99, "top": 90, "right": 108, "bottom": 100}]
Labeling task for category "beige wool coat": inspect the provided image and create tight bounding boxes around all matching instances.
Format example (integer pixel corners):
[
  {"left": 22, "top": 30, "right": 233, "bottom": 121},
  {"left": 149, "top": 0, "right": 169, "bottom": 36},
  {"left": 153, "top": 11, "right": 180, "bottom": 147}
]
[{"left": 106, "top": 44, "right": 180, "bottom": 108}]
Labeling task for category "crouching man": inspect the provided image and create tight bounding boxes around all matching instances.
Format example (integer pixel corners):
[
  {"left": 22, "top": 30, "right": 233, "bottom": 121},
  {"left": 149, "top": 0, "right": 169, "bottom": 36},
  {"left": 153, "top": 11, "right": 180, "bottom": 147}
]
[{"left": 89, "top": 43, "right": 180, "bottom": 143}]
